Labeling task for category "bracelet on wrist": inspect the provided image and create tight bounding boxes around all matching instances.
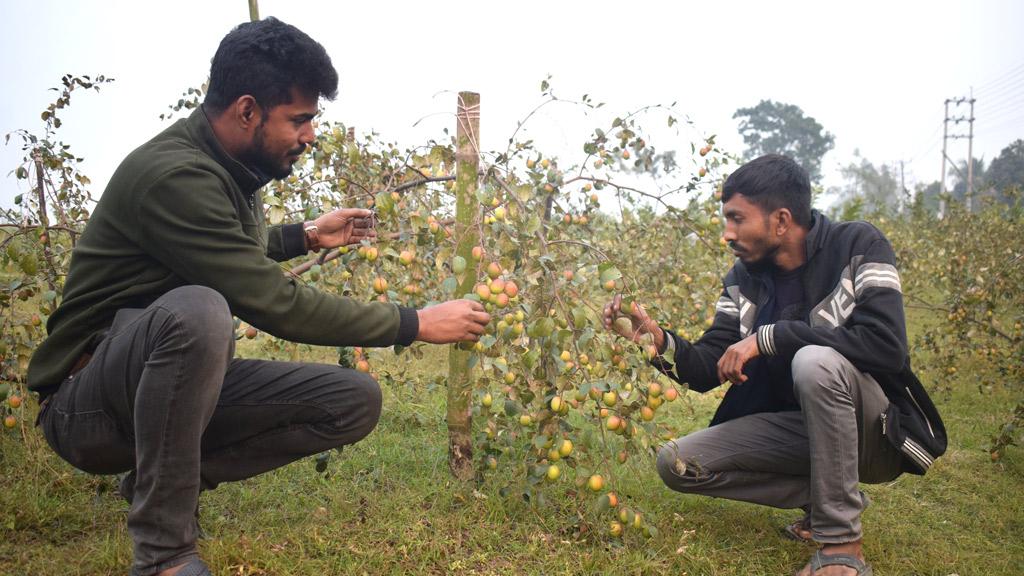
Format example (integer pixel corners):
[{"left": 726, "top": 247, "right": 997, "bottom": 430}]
[{"left": 303, "top": 223, "right": 321, "bottom": 253}]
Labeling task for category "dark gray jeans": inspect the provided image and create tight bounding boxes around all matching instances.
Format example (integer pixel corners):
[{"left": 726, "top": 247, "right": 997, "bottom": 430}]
[
  {"left": 656, "top": 345, "right": 904, "bottom": 544},
  {"left": 39, "top": 286, "right": 382, "bottom": 575}
]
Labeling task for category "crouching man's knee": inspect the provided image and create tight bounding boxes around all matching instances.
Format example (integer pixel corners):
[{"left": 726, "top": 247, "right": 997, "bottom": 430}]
[
  {"left": 324, "top": 368, "right": 383, "bottom": 446},
  {"left": 791, "top": 345, "right": 847, "bottom": 399},
  {"left": 656, "top": 440, "right": 706, "bottom": 492}
]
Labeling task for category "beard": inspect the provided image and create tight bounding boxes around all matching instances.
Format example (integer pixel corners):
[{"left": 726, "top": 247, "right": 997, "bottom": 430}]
[
  {"left": 245, "top": 124, "right": 305, "bottom": 181},
  {"left": 730, "top": 238, "right": 779, "bottom": 268}
]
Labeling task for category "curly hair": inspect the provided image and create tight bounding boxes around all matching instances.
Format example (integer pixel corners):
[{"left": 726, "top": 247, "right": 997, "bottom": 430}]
[{"left": 204, "top": 17, "right": 338, "bottom": 114}]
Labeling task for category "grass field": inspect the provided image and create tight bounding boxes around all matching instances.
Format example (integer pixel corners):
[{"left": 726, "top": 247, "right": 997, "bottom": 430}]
[{"left": 1, "top": 308, "right": 1022, "bottom": 576}]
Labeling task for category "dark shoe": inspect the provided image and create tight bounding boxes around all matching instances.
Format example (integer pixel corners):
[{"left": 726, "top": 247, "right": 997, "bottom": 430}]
[
  {"left": 804, "top": 549, "right": 873, "bottom": 575},
  {"left": 116, "top": 470, "right": 207, "bottom": 539},
  {"left": 172, "top": 558, "right": 212, "bottom": 576},
  {"left": 129, "top": 557, "right": 211, "bottom": 576}
]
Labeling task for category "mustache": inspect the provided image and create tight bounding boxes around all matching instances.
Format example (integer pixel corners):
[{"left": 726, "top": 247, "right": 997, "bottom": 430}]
[
  {"left": 288, "top": 144, "right": 307, "bottom": 156},
  {"left": 727, "top": 240, "right": 742, "bottom": 252}
]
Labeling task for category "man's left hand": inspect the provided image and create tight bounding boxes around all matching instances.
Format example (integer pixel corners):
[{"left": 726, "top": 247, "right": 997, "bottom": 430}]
[
  {"left": 716, "top": 334, "right": 760, "bottom": 385},
  {"left": 310, "top": 208, "right": 377, "bottom": 249}
]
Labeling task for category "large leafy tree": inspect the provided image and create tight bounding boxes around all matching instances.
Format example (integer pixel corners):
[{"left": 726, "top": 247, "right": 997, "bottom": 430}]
[
  {"left": 733, "top": 99, "right": 835, "bottom": 182},
  {"left": 835, "top": 152, "right": 901, "bottom": 214},
  {"left": 987, "top": 139, "right": 1024, "bottom": 195}
]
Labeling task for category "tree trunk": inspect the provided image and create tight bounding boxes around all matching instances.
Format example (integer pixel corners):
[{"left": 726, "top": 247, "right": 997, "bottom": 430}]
[{"left": 447, "top": 91, "right": 481, "bottom": 480}]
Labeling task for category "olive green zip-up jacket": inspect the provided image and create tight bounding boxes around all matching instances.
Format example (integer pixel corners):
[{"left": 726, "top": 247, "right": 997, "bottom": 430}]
[{"left": 28, "top": 107, "right": 417, "bottom": 398}]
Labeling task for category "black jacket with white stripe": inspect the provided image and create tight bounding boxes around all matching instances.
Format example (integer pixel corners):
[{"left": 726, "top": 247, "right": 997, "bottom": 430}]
[{"left": 653, "top": 211, "right": 947, "bottom": 475}]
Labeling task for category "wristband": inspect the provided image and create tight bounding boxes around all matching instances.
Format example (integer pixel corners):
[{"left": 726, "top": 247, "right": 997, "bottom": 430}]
[{"left": 304, "top": 223, "right": 321, "bottom": 253}]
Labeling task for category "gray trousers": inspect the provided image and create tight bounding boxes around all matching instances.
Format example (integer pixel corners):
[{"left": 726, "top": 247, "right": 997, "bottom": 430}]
[
  {"left": 39, "top": 286, "right": 382, "bottom": 575},
  {"left": 656, "top": 345, "right": 904, "bottom": 543}
]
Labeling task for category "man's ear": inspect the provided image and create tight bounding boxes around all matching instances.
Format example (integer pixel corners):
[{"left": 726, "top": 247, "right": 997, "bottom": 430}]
[
  {"left": 774, "top": 208, "right": 793, "bottom": 237},
  {"left": 234, "top": 95, "right": 261, "bottom": 130}
]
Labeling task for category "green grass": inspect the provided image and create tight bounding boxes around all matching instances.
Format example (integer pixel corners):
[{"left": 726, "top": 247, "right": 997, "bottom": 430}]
[{"left": 2, "top": 327, "right": 1022, "bottom": 575}]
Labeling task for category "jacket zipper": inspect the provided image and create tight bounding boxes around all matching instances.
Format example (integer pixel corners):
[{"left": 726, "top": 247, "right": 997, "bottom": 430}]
[
  {"left": 880, "top": 411, "right": 887, "bottom": 436},
  {"left": 905, "top": 386, "right": 936, "bottom": 438}
]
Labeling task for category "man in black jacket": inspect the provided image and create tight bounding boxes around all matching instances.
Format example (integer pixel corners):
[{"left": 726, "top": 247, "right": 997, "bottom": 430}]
[{"left": 604, "top": 154, "right": 945, "bottom": 576}]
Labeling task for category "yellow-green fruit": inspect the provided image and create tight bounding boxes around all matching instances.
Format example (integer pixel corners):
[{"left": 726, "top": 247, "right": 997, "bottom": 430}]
[
  {"left": 602, "top": 391, "right": 618, "bottom": 407},
  {"left": 550, "top": 396, "right": 563, "bottom": 412},
  {"left": 613, "top": 317, "right": 632, "bottom": 335},
  {"left": 519, "top": 414, "right": 532, "bottom": 426},
  {"left": 587, "top": 474, "right": 604, "bottom": 492},
  {"left": 558, "top": 439, "right": 573, "bottom": 457},
  {"left": 546, "top": 464, "right": 561, "bottom": 481},
  {"left": 609, "top": 521, "right": 623, "bottom": 537},
  {"left": 482, "top": 393, "right": 493, "bottom": 408}
]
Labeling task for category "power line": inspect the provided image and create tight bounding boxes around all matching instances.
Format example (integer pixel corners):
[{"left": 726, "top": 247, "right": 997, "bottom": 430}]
[
  {"left": 974, "top": 60, "right": 1024, "bottom": 96},
  {"left": 973, "top": 80, "right": 1024, "bottom": 111}
]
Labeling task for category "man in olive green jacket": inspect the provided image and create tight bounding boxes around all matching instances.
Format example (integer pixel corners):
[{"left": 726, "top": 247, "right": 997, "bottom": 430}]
[{"left": 29, "top": 18, "right": 489, "bottom": 576}]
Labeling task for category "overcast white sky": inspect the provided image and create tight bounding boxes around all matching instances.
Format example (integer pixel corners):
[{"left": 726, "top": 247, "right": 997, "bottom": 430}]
[{"left": 2, "top": 0, "right": 1023, "bottom": 211}]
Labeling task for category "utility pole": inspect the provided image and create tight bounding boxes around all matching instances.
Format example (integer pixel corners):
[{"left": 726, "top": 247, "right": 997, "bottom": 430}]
[
  {"left": 966, "top": 94, "right": 975, "bottom": 211},
  {"left": 940, "top": 99, "right": 949, "bottom": 218},
  {"left": 900, "top": 160, "right": 907, "bottom": 211},
  {"left": 939, "top": 96, "right": 976, "bottom": 217}
]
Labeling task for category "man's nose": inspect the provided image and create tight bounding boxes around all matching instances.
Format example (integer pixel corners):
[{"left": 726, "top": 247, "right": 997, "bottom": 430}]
[{"left": 299, "top": 123, "right": 315, "bottom": 146}]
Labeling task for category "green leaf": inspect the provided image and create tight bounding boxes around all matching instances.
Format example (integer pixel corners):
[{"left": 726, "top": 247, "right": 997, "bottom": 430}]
[
  {"left": 375, "top": 191, "right": 394, "bottom": 215},
  {"left": 527, "top": 317, "right": 554, "bottom": 338},
  {"left": 15, "top": 166, "right": 28, "bottom": 179},
  {"left": 578, "top": 327, "right": 594, "bottom": 350},
  {"left": 19, "top": 254, "right": 38, "bottom": 276},
  {"left": 525, "top": 215, "right": 541, "bottom": 236},
  {"left": 571, "top": 306, "right": 588, "bottom": 330},
  {"left": 532, "top": 435, "right": 549, "bottom": 450},
  {"left": 598, "top": 263, "right": 622, "bottom": 284},
  {"left": 267, "top": 206, "right": 285, "bottom": 225}
]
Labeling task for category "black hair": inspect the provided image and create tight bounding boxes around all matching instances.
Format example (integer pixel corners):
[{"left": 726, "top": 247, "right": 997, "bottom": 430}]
[
  {"left": 204, "top": 17, "right": 338, "bottom": 115},
  {"left": 721, "top": 154, "right": 812, "bottom": 228}
]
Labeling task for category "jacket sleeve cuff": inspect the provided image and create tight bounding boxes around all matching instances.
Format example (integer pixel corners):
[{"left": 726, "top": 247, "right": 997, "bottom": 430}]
[
  {"left": 280, "top": 223, "right": 308, "bottom": 259},
  {"left": 756, "top": 323, "right": 778, "bottom": 356},
  {"left": 395, "top": 306, "right": 419, "bottom": 346}
]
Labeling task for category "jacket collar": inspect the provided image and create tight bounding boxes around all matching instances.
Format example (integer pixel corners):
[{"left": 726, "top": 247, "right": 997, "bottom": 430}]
[
  {"left": 185, "top": 106, "right": 272, "bottom": 195},
  {"left": 804, "top": 209, "right": 829, "bottom": 263}
]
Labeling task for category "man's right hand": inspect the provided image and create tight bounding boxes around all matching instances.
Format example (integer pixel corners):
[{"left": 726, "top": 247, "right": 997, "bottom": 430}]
[
  {"left": 602, "top": 294, "right": 665, "bottom": 351},
  {"left": 416, "top": 299, "right": 491, "bottom": 344}
]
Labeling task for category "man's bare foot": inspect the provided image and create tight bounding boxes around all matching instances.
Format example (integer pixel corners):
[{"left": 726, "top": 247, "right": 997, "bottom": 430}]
[{"left": 794, "top": 540, "right": 868, "bottom": 576}]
